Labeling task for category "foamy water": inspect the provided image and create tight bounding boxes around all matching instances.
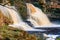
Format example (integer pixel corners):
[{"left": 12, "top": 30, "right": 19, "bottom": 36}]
[
  {"left": 5, "top": 6, "right": 22, "bottom": 24},
  {"left": 0, "top": 5, "right": 10, "bottom": 18},
  {"left": 0, "top": 5, "right": 46, "bottom": 31},
  {"left": 26, "top": 3, "right": 52, "bottom": 27},
  {"left": 0, "top": 4, "right": 60, "bottom": 31}
]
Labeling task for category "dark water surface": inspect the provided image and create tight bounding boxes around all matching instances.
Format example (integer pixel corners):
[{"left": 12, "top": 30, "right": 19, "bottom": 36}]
[
  {"left": 27, "top": 18, "right": 60, "bottom": 37},
  {"left": 50, "top": 18, "right": 60, "bottom": 24}
]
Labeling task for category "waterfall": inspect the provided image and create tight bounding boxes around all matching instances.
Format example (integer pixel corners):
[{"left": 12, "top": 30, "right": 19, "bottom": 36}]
[
  {"left": 0, "top": 5, "right": 22, "bottom": 24},
  {"left": 0, "top": 5, "right": 46, "bottom": 31},
  {"left": 5, "top": 6, "right": 22, "bottom": 24},
  {"left": 0, "top": 5, "right": 10, "bottom": 18},
  {"left": 26, "top": 3, "right": 52, "bottom": 27}
]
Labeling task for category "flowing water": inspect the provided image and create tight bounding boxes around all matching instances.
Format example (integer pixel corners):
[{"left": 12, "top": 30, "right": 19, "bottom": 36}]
[
  {"left": 26, "top": 3, "right": 52, "bottom": 26},
  {"left": 0, "top": 5, "right": 10, "bottom": 18},
  {"left": 0, "top": 5, "right": 22, "bottom": 24},
  {"left": 0, "top": 5, "right": 46, "bottom": 31},
  {"left": 5, "top": 6, "right": 22, "bottom": 24},
  {"left": 0, "top": 3, "right": 60, "bottom": 31},
  {"left": 0, "top": 5, "right": 30, "bottom": 30},
  {"left": 0, "top": 3, "right": 60, "bottom": 40}
]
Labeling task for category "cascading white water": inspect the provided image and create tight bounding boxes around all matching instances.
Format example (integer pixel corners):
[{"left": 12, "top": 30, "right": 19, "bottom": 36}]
[
  {"left": 0, "top": 5, "right": 22, "bottom": 24},
  {"left": 5, "top": 6, "right": 22, "bottom": 24},
  {"left": 0, "top": 5, "right": 46, "bottom": 31},
  {"left": 0, "top": 5, "right": 11, "bottom": 18},
  {"left": 26, "top": 3, "right": 52, "bottom": 26}
]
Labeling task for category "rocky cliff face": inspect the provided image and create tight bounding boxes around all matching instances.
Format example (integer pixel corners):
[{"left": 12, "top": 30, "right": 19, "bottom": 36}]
[{"left": 0, "top": 10, "right": 13, "bottom": 27}]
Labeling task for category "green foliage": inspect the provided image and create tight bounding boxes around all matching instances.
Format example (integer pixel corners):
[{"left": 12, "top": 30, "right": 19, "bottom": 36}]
[
  {"left": 56, "top": 37, "right": 60, "bottom": 40},
  {"left": 0, "top": 25, "right": 37, "bottom": 40},
  {"left": 11, "top": 0, "right": 27, "bottom": 20}
]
